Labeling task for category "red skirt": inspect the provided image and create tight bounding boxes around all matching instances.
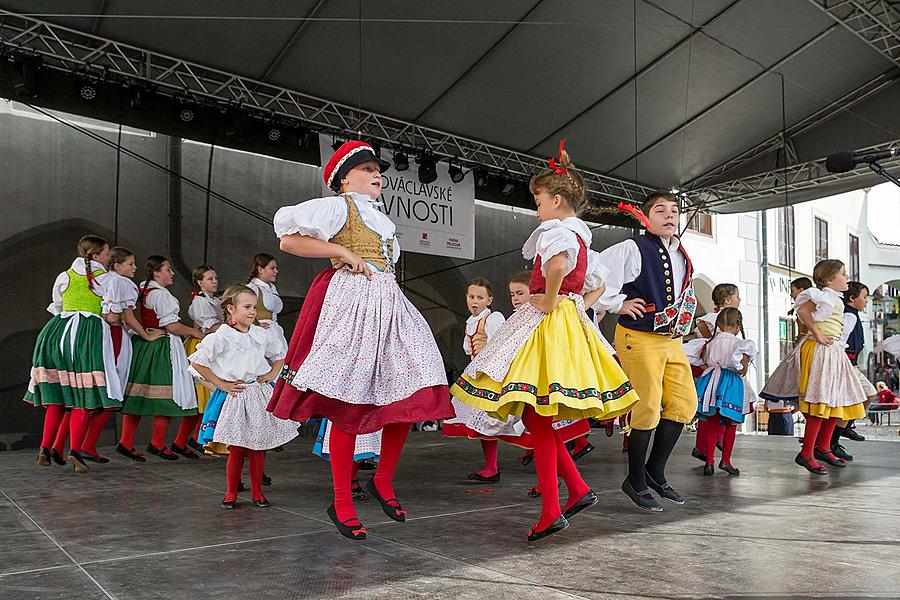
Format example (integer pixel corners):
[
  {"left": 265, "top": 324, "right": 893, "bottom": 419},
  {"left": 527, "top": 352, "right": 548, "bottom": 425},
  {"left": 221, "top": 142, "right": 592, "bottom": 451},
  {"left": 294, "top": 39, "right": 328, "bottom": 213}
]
[{"left": 267, "top": 268, "right": 453, "bottom": 434}]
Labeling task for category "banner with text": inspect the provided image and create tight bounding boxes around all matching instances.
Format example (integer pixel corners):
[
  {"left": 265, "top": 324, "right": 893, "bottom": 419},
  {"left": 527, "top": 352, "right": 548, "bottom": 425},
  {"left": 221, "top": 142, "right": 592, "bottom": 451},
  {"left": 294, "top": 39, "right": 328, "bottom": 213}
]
[{"left": 319, "top": 135, "right": 475, "bottom": 259}]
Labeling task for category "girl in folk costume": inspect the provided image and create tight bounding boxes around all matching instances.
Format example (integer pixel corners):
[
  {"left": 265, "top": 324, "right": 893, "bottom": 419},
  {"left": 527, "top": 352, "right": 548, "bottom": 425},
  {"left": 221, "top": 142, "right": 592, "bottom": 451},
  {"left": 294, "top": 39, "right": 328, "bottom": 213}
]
[
  {"left": 267, "top": 141, "right": 453, "bottom": 541},
  {"left": 312, "top": 420, "right": 382, "bottom": 500},
  {"left": 791, "top": 260, "right": 867, "bottom": 474},
  {"left": 451, "top": 143, "right": 639, "bottom": 540},
  {"left": 685, "top": 283, "right": 741, "bottom": 464},
  {"left": 27, "top": 235, "right": 124, "bottom": 473},
  {"left": 760, "top": 277, "right": 812, "bottom": 435},
  {"left": 246, "top": 253, "right": 288, "bottom": 356},
  {"left": 184, "top": 265, "right": 224, "bottom": 452},
  {"left": 594, "top": 191, "right": 698, "bottom": 512},
  {"left": 693, "top": 308, "right": 757, "bottom": 476},
  {"left": 119, "top": 256, "right": 203, "bottom": 461},
  {"left": 443, "top": 277, "right": 525, "bottom": 482},
  {"left": 80, "top": 247, "right": 164, "bottom": 463},
  {"left": 190, "top": 285, "right": 298, "bottom": 508}
]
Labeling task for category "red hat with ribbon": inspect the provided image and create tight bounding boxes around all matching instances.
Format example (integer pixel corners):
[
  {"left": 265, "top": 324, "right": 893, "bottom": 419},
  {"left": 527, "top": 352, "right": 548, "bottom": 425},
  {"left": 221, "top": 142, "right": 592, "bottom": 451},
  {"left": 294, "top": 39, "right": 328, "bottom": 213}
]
[{"left": 323, "top": 140, "right": 391, "bottom": 192}]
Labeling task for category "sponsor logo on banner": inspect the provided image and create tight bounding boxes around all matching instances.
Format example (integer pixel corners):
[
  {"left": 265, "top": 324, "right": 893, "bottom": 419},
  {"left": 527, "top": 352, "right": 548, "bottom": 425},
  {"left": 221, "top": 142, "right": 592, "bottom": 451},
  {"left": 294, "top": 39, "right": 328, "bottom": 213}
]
[{"left": 319, "top": 134, "right": 475, "bottom": 259}]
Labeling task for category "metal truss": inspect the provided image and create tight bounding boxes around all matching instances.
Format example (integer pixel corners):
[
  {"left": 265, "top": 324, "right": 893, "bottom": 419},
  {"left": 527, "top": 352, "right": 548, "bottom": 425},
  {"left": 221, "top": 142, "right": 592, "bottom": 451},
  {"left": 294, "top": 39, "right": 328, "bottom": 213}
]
[
  {"left": 809, "top": 0, "right": 900, "bottom": 67},
  {"left": 0, "top": 10, "right": 655, "bottom": 204},
  {"left": 687, "top": 71, "right": 898, "bottom": 190},
  {"left": 687, "top": 138, "right": 900, "bottom": 210}
]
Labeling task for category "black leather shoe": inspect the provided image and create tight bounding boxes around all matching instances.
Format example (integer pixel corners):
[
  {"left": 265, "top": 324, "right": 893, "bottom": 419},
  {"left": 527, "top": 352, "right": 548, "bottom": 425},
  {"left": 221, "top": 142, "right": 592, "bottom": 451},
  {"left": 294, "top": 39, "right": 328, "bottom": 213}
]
[
  {"left": 327, "top": 504, "right": 366, "bottom": 541},
  {"left": 519, "top": 452, "right": 534, "bottom": 467},
  {"left": 702, "top": 464, "right": 715, "bottom": 476},
  {"left": 842, "top": 427, "right": 865, "bottom": 442},
  {"left": 621, "top": 479, "right": 663, "bottom": 512},
  {"left": 252, "top": 497, "right": 271, "bottom": 508},
  {"left": 221, "top": 499, "right": 237, "bottom": 510},
  {"left": 49, "top": 448, "right": 66, "bottom": 465},
  {"left": 351, "top": 480, "right": 367, "bottom": 500},
  {"left": 146, "top": 444, "right": 179, "bottom": 460},
  {"left": 562, "top": 490, "right": 598, "bottom": 520},
  {"left": 366, "top": 478, "right": 407, "bottom": 522},
  {"left": 186, "top": 438, "right": 203, "bottom": 452},
  {"left": 170, "top": 443, "right": 200, "bottom": 460},
  {"left": 115, "top": 443, "right": 146, "bottom": 462},
  {"left": 36, "top": 448, "right": 51, "bottom": 466},
  {"left": 645, "top": 472, "right": 684, "bottom": 504},
  {"left": 571, "top": 442, "right": 595, "bottom": 461},
  {"left": 357, "top": 459, "right": 377, "bottom": 470},
  {"left": 262, "top": 473, "right": 272, "bottom": 486},
  {"left": 814, "top": 448, "right": 846, "bottom": 467},
  {"left": 691, "top": 447, "right": 707, "bottom": 463},
  {"left": 527, "top": 515, "right": 569, "bottom": 542},
  {"left": 81, "top": 451, "right": 110, "bottom": 464},
  {"left": 795, "top": 453, "right": 827, "bottom": 475},
  {"left": 67, "top": 450, "right": 89, "bottom": 474},
  {"left": 831, "top": 443, "right": 853, "bottom": 461},
  {"left": 718, "top": 461, "right": 740, "bottom": 476},
  {"left": 466, "top": 471, "right": 500, "bottom": 483}
]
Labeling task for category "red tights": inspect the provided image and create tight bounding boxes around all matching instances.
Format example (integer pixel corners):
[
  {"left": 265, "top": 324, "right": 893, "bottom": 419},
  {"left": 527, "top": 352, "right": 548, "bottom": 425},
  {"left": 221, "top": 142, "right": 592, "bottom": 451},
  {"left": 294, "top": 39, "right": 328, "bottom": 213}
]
[
  {"left": 800, "top": 415, "right": 838, "bottom": 466},
  {"left": 41, "top": 405, "right": 65, "bottom": 450},
  {"left": 118, "top": 415, "right": 173, "bottom": 450},
  {"left": 703, "top": 414, "right": 738, "bottom": 467},
  {"left": 522, "top": 407, "right": 590, "bottom": 530},
  {"left": 225, "top": 446, "right": 265, "bottom": 502},
  {"left": 329, "top": 422, "right": 410, "bottom": 524},
  {"left": 67, "top": 409, "right": 91, "bottom": 453},
  {"left": 477, "top": 439, "right": 499, "bottom": 477},
  {"left": 174, "top": 415, "right": 200, "bottom": 448},
  {"left": 82, "top": 411, "right": 112, "bottom": 455}
]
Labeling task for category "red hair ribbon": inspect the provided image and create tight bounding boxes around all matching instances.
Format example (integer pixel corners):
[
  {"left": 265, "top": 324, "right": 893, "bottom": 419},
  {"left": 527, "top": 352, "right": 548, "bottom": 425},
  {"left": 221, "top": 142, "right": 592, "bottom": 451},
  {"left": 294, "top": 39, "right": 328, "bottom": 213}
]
[
  {"left": 617, "top": 201, "right": 651, "bottom": 229},
  {"left": 548, "top": 138, "right": 568, "bottom": 174},
  {"left": 190, "top": 290, "right": 199, "bottom": 300}
]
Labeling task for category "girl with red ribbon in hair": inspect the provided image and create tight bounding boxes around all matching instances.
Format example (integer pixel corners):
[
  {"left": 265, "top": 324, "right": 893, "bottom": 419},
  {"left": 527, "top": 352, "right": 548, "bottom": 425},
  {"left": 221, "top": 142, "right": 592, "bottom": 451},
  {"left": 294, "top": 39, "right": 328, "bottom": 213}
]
[
  {"left": 268, "top": 141, "right": 453, "bottom": 541},
  {"left": 451, "top": 141, "right": 639, "bottom": 541}
]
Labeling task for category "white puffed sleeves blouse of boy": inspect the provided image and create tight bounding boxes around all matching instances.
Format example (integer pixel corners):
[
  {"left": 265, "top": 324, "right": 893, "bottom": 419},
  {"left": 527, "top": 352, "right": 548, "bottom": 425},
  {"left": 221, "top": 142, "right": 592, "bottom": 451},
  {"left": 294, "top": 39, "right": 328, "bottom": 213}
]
[
  {"left": 188, "top": 324, "right": 286, "bottom": 382},
  {"left": 272, "top": 191, "right": 400, "bottom": 263}
]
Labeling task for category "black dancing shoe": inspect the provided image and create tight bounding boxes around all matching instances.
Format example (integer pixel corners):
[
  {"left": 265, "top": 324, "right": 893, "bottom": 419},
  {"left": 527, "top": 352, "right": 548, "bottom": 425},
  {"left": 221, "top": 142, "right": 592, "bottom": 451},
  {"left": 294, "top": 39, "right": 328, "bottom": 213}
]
[
  {"left": 357, "top": 459, "right": 377, "bottom": 471},
  {"left": 327, "top": 504, "right": 367, "bottom": 541},
  {"left": 466, "top": 471, "right": 500, "bottom": 483},
  {"left": 519, "top": 452, "right": 534, "bottom": 467},
  {"left": 36, "top": 448, "right": 51, "bottom": 467},
  {"left": 81, "top": 451, "right": 110, "bottom": 464},
  {"left": 252, "top": 496, "right": 271, "bottom": 508},
  {"left": 262, "top": 473, "right": 272, "bottom": 486},
  {"left": 170, "top": 443, "right": 200, "bottom": 460},
  {"left": 351, "top": 480, "right": 367, "bottom": 500},
  {"left": 831, "top": 443, "right": 853, "bottom": 462},
  {"left": 571, "top": 442, "right": 595, "bottom": 462},
  {"left": 365, "top": 478, "right": 407, "bottom": 522},
  {"left": 795, "top": 453, "right": 827, "bottom": 475},
  {"left": 621, "top": 479, "right": 663, "bottom": 512},
  {"left": 49, "top": 448, "right": 66, "bottom": 465},
  {"left": 702, "top": 464, "right": 715, "bottom": 476},
  {"left": 718, "top": 461, "right": 740, "bottom": 476},
  {"left": 186, "top": 438, "right": 203, "bottom": 452},
  {"left": 814, "top": 448, "right": 846, "bottom": 467},
  {"left": 271, "top": 445, "right": 285, "bottom": 453},
  {"left": 66, "top": 450, "right": 89, "bottom": 474},
  {"left": 115, "top": 443, "right": 146, "bottom": 463},
  {"left": 221, "top": 499, "right": 237, "bottom": 510},
  {"left": 645, "top": 472, "right": 685, "bottom": 504},
  {"left": 691, "top": 447, "right": 707, "bottom": 463},
  {"left": 527, "top": 515, "right": 569, "bottom": 542},
  {"left": 238, "top": 481, "right": 246, "bottom": 492},
  {"left": 146, "top": 444, "right": 179, "bottom": 461},
  {"left": 562, "top": 490, "right": 598, "bottom": 521},
  {"left": 527, "top": 486, "right": 541, "bottom": 498},
  {"left": 841, "top": 427, "right": 865, "bottom": 442}
]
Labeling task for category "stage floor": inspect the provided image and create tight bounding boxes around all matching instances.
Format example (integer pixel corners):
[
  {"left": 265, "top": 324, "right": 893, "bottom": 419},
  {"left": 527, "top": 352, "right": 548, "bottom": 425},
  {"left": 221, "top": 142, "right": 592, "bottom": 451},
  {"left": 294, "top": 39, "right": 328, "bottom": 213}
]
[{"left": 2, "top": 430, "right": 899, "bottom": 599}]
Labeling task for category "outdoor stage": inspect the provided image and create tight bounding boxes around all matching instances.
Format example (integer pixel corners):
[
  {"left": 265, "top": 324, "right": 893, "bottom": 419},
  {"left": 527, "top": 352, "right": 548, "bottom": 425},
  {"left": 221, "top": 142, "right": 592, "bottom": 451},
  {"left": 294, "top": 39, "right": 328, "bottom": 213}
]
[{"left": 2, "top": 430, "right": 899, "bottom": 599}]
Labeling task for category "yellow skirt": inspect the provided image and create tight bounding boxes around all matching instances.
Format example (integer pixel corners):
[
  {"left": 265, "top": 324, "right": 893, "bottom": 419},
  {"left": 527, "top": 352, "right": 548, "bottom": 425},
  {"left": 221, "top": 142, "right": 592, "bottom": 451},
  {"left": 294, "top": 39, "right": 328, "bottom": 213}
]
[
  {"left": 798, "top": 339, "right": 867, "bottom": 420},
  {"left": 451, "top": 298, "right": 639, "bottom": 421},
  {"left": 184, "top": 337, "right": 212, "bottom": 412}
]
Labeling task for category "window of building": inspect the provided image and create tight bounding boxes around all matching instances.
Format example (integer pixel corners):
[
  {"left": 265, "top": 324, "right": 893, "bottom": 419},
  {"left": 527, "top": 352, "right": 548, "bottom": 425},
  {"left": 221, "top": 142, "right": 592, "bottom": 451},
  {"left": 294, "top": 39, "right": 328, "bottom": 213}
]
[
  {"left": 686, "top": 211, "right": 713, "bottom": 236},
  {"left": 779, "top": 317, "right": 797, "bottom": 361},
  {"left": 776, "top": 206, "right": 795, "bottom": 268},
  {"left": 849, "top": 233, "right": 860, "bottom": 281},
  {"left": 815, "top": 216, "right": 829, "bottom": 263}
]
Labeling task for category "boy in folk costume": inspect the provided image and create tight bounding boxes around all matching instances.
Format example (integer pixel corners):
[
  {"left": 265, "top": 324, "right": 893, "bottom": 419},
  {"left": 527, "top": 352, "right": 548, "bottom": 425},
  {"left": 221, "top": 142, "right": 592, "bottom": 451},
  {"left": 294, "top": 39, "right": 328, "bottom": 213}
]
[{"left": 595, "top": 192, "right": 698, "bottom": 512}]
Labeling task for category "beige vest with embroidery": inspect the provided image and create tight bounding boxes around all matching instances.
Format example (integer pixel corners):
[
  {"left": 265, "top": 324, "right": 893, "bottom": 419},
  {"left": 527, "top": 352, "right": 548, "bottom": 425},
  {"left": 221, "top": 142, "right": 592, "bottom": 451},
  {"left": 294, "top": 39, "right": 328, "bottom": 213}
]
[{"left": 329, "top": 195, "right": 393, "bottom": 272}]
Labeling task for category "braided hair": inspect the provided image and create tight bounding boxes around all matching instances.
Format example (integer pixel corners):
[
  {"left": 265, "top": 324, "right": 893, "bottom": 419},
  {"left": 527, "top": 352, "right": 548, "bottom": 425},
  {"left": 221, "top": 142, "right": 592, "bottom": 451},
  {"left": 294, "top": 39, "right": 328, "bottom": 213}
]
[
  {"left": 138, "top": 255, "right": 168, "bottom": 308},
  {"left": 77, "top": 235, "right": 108, "bottom": 292}
]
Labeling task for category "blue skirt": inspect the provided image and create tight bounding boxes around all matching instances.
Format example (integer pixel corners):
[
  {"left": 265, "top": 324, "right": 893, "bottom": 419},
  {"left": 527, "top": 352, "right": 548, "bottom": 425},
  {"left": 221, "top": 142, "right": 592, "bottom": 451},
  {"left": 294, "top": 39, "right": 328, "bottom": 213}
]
[
  {"left": 696, "top": 368, "right": 747, "bottom": 423},
  {"left": 311, "top": 419, "right": 380, "bottom": 463},
  {"left": 198, "top": 388, "right": 227, "bottom": 446}
]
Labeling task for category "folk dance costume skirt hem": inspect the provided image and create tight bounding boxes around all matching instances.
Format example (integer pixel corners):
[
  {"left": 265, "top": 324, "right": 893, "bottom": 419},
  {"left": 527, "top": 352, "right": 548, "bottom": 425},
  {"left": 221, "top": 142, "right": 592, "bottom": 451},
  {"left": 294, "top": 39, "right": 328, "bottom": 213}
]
[
  {"left": 24, "top": 312, "right": 123, "bottom": 410},
  {"left": 450, "top": 297, "right": 639, "bottom": 422},
  {"left": 184, "top": 337, "right": 212, "bottom": 412},
  {"left": 798, "top": 339, "right": 867, "bottom": 420},
  {"left": 312, "top": 419, "right": 381, "bottom": 462},
  {"left": 267, "top": 268, "right": 453, "bottom": 435},
  {"left": 696, "top": 367, "right": 751, "bottom": 424},
  {"left": 208, "top": 382, "right": 298, "bottom": 451},
  {"left": 197, "top": 388, "right": 229, "bottom": 456},
  {"left": 758, "top": 339, "right": 802, "bottom": 405},
  {"left": 442, "top": 397, "right": 526, "bottom": 441},
  {"left": 122, "top": 336, "right": 198, "bottom": 417}
]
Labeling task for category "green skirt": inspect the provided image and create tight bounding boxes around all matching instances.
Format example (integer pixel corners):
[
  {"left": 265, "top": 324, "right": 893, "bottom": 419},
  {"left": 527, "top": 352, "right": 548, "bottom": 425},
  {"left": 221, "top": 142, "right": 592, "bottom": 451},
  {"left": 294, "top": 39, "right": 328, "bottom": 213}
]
[
  {"left": 24, "top": 313, "right": 120, "bottom": 410},
  {"left": 123, "top": 336, "right": 197, "bottom": 417}
]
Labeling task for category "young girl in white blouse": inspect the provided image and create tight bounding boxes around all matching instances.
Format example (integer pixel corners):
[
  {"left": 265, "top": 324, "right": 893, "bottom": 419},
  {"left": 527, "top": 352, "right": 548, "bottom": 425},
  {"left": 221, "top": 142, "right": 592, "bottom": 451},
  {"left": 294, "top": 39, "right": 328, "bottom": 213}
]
[
  {"left": 184, "top": 265, "right": 223, "bottom": 450},
  {"left": 443, "top": 277, "right": 523, "bottom": 482},
  {"left": 191, "top": 285, "right": 299, "bottom": 508},
  {"left": 246, "top": 253, "right": 288, "bottom": 356},
  {"left": 119, "top": 256, "right": 203, "bottom": 461},
  {"left": 693, "top": 308, "right": 756, "bottom": 476}
]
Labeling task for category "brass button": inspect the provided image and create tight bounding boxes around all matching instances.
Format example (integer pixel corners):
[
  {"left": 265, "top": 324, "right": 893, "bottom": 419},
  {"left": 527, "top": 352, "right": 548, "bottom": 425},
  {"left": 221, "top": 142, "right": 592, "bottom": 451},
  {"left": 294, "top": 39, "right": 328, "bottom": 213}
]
[
  {"left": 666, "top": 279, "right": 671, "bottom": 285},
  {"left": 664, "top": 263, "right": 669, "bottom": 268},
  {"left": 665, "top": 270, "right": 670, "bottom": 276},
  {"left": 668, "top": 295, "right": 673, "bottom": 301},
  {"left": 667, "top": 287, "right": 672, "bottom": 292}
]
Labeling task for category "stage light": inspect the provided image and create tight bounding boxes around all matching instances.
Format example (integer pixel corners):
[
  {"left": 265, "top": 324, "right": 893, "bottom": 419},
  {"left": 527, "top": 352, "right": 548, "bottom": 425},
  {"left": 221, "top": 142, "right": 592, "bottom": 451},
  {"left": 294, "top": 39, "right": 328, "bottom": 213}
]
[
  {"left": 297, "top": 128, "right": 313, "bottom": 149},
  {"left": 417, "top": 153, "right": 438, "bottom": 184},
  {"left": 129, "top": 85, "right": 144, "bottom": 110},
  {"left": 393, "top": 150, "right": 409, "bottom": 172},
  {"left": 476, "top": 171, "right": 489, "bottom": 188},
  {"left": 179, "top": 108, "right": 194, "bottom": 122},
  {"left": 268, "top": 127, "right": 282, "bottom": 142},
  {"left": 448, "top": 161, "right": 465, "bottom": 184},
  {"left": 501, "top": 172, "right": 515, "bottom": 196},
  {"left": 80, "top": 85, "right": 97, "bottom": 101}
]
